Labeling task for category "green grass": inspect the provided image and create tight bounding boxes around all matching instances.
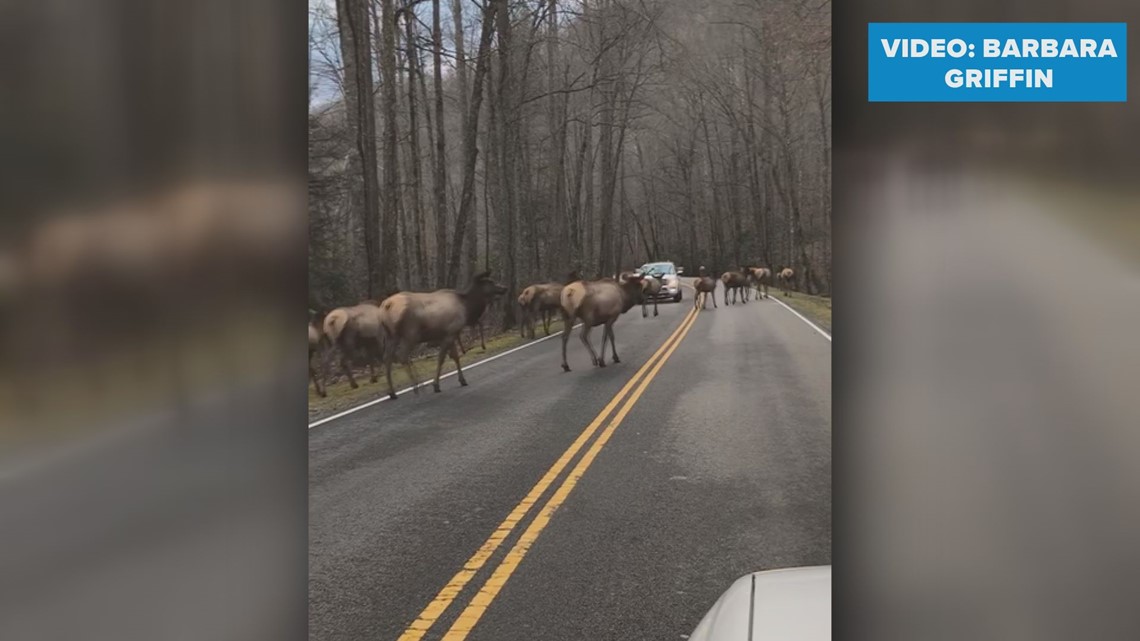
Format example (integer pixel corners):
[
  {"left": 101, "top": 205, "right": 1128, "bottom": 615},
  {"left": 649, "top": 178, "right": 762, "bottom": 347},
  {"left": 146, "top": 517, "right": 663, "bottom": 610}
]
[
  {"left": 773, "top": 291, "right": 832, "bottom": 333},
  {"left": 308, "top": 318, "right": 570, "bottom": 421}
]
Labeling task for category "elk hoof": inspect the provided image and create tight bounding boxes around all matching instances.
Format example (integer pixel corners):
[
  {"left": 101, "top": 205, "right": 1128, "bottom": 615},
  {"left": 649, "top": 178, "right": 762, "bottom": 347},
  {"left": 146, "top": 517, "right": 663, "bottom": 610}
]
[
  {"left": 562, "top": 364, "right": 571, "bottom": 372},
  {"left": 389, "top": 393, "right": 398, "bottom": 400},
  {"left": 459, "top": 378, "right": 468, "bottom": 387},
  {"left": 613, "top": 356, "right": 621, "bottom": 363},
  {"left": 597, "top": 360, "right": 606, "bottom": 368},
  {"left": 317, "top": 390, "right": 327, "bottom": 398},
  {"left": 349, "top": 382, "right": 359, "bottom": 389},
  {"left": 370, "top": 376, "right": 378, "bottom": 383},
  {"left": 433, "top": 385, "right": 442, "bottom": 393}
]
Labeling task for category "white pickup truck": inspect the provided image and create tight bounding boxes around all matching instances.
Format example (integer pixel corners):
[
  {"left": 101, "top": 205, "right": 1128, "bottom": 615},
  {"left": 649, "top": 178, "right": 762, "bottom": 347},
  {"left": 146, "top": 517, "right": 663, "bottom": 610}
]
[{"left": 688, "top": 566, "right": 831, "bottom": 641}]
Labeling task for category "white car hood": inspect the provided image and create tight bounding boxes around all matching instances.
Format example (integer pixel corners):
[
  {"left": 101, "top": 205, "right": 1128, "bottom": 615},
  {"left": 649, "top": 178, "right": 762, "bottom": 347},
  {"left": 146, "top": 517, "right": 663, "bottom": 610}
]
[{"left": 688, "top": 566, "right": 831, "bottom": 641}]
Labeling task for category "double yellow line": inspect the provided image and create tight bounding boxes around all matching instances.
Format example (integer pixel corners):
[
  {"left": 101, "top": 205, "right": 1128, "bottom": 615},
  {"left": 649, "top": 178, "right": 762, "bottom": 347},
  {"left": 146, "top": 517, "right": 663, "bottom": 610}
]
[{"left": 396, "top": 305, "right": 702, "bottom": 641}]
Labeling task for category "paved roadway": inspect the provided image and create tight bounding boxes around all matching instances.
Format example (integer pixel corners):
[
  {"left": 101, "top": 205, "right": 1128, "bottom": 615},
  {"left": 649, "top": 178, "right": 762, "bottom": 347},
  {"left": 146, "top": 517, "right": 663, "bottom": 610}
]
[{"left": 309, "top": 288, "right": 831, "bottom": 641}]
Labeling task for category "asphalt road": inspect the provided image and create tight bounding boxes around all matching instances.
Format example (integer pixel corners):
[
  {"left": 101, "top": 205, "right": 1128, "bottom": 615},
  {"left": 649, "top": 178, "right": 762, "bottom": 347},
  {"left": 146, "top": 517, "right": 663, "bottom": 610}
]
[{"left": 309, "top": 287, "right": 831, "bottom": 641}]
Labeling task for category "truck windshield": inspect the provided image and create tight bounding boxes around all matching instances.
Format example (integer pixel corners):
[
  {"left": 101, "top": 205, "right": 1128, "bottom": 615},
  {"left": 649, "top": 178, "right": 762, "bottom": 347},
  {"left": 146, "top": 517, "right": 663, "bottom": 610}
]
[{"left": 639, "top": 262, "right": 675, "bottom": 276}]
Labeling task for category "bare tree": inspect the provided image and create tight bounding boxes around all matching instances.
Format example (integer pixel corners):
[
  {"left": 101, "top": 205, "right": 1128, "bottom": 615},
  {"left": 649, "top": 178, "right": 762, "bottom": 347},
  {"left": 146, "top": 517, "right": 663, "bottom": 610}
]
[{"left": 311, "top": 0, "right": 832, "bottom": 321}]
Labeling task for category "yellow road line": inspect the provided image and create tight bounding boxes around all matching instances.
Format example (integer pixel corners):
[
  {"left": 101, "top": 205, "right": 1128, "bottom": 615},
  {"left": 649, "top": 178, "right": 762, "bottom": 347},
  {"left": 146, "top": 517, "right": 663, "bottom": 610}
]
[
  {"left": 440, "top": 306, "right": 701, "bottom": 640},
  {"left": 395, "top": 307, "right": 697, "bottom": 641}
]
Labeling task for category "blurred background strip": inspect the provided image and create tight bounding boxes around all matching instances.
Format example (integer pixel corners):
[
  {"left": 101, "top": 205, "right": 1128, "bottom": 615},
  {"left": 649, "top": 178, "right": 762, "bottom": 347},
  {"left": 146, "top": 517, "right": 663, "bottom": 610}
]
[{"left": 0, "top": 1, "right": 308, "bottom": 640}]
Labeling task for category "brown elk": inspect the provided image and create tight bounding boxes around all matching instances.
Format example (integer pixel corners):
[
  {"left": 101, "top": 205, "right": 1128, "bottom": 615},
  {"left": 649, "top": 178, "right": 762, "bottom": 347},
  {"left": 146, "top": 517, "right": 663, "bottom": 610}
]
[
  {"left": 720, "top": 269, "right": 751, "bottom": 305},
  {"left": 638, "top": 274, "right": 662, "bottom": 318},
  {"left": 559, "top": 272, "right": 645, "bottom": 372},
  {"left": 379, "top": 271, "right": 507, "bottom": 399},
  {"left": 748, "top": 267, "right": 772, "bottom": 299},
  {"left": 693, "top": 266, "right": 718, "bottom": 310},
  {"left": 777, "top": 267, "right": 795, "bottom": 296},
  {"left": 322, "top": 303, "right": 386, "bottom": 389},
  {"left": 518, "top": 282, "right": 565, "bottom": 338}
]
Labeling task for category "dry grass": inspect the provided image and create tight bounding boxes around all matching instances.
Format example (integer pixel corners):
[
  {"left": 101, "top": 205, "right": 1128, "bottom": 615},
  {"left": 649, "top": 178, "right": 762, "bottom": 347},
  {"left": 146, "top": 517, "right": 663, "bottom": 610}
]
[{"left": 774, "top": 290, "right": 832, "bottom": 333}]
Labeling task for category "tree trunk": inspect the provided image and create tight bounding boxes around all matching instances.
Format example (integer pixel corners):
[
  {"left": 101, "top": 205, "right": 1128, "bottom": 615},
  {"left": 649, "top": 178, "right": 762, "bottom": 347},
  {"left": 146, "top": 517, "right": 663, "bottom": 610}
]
[
  {"left": 493, "top": 0, "right": 518, "bottom": 327},
  {"left": 401, "top": 8, "right": 428, "bottom": 288},
  {"left": 431, "top": 0, "right": 451, "bottom": 287},
  {"left": 446, "top": 0, "right": 497, "bottom": 287},
  {"left": 378, "top": 0, "right": 400, "bottom": 293},
  {"left": 336, "top": 0, "right": 383, "bottom": 297}
]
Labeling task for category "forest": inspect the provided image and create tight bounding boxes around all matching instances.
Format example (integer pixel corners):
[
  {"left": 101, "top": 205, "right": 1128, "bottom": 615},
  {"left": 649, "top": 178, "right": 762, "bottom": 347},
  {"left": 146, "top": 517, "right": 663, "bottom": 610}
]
[{"left": 309, "top": 0, "right": 831, "bottom": 325}]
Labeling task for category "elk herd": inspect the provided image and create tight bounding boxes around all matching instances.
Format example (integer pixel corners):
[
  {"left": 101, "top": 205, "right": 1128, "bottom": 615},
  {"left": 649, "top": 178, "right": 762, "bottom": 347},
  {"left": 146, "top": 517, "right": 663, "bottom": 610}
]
[{"left": 309, "top": 264, "right": 797, "bottom": 399}]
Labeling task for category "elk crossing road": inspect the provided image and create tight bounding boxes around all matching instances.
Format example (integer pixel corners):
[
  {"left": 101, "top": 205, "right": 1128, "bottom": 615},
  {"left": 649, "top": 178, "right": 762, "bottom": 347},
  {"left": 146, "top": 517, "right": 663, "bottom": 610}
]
[{"left": 309, "top": 293, "right": 831, "bottom": 641}]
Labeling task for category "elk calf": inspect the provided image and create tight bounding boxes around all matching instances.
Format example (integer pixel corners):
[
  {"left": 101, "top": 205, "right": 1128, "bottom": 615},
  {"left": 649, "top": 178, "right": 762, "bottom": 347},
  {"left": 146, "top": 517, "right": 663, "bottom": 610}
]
[
  {"left": 720, "top": 269, "right": 751, "bottom": 305},
  {"left": 748, "top": 267, "right": 772, "bottom": 299},
  {"left": 693, "top": 266, "right": 718, "bottom": 310},
  {"left": 379, "top": 271, "right": 507, "bottom": 399},
  {"left": 518, "top": 282, "right": 565, "bottom": 338},
  {"left": 560, "top": 273, "right": 644, "bottom": 371},
  {"left": 777, "top": 267, "right": 795, "bottom": 296},
  {"left": 639, "top": 275, "right": 662, "bottom": 317},
  {"left": 322, "top": 303, "right": 386, "bottom": 389}
]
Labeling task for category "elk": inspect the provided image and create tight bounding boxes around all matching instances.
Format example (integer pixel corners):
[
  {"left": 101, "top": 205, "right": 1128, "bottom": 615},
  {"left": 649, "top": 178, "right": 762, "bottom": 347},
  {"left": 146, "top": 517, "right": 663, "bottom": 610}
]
[
  {"left": 308, "top": 310, "right": 328, "bottom": 397},
  {"left": 639, "top": 274, "right": 662, "bottom": 317},
  {"left": 379, "top": 271, "right": 507, "bottom": 399},
  {"left": 720, "top": 269, "right": 751, "bottom": 305},
  {"left": 777, "top": 267, "right": 795, "bottom": 296},
  {"left": 693, "top": 266, "right": 718, "bottom": 310},
  {"left": 559, "top": 272, "right": 645, "bottom": 372},
  {"left": 518, "top": 282, "right": 565, "bottom": 338},
  {"left": 749, "top": 267, "right": 772, "bottom": 299},
  {"left": 322, "top": 302, "right": 386, "bottom": 389}
]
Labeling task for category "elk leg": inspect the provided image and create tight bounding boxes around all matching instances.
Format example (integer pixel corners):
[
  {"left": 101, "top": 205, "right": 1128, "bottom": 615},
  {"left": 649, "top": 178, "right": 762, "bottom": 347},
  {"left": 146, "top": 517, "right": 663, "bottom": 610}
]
[
  {"left": 309, "top": 354, "right": 326, "bottom": 397},
  {"left": 383, "top": 339, "right": 398, "bottom": 399},
  {"left": 397, "top": 344, "right": 420, "bottom": 395},
  {"left": 339, "top": 350, "right": 358, "bottom": 389},
  {"left": 597, "top": 324, "right": 608, "bottom": 367},
  {"left": 542, "top": 309, "right": 552, "bottom": 336},
  {"left": 653, "top": 297, "right": 659, "bottom": 317},
  {"left": 642, "top": 299, "right": 647, "bottom": 318},
  {"left": 561, "top": 313, "right": 573, "bottom": 372},
  {"left": 479, "top": 323, "right": 486, "bottom": 351},
  {"left": 433, "top": 345, "right": 449, "bottom": 393},
  {"left": 608, "top": 322, "right": 620, "bottom": 363},
  {"left": 580, "top": 324, "right": 599, "bottom": 367},
  {"left": 450, "top": 342, "right": 468, "bottom": 386},
  {"left": 367, "top": 338, "right": 382, "bottom": 383},
  {"left": 712, "top": 288, "right": 718, "bottom": 308}
]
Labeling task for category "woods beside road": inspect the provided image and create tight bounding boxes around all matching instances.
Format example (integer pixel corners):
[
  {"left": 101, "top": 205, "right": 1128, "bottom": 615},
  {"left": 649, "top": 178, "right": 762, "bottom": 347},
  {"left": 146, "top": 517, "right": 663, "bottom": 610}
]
[{"left": 309, "top": 0, "right": 832, "bottom": 333}]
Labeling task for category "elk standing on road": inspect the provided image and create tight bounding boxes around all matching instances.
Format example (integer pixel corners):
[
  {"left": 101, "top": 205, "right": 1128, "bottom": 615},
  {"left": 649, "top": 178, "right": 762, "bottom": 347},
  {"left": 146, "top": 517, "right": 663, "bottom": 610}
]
[
  {"left": 518, "top": 281, "right": 566, "bottom": 338},
  {"left": 693, "top": 266, "right": 718, "bottom": 310},
  {"left": 559, "top": 272, "right": 645, "bottom": 371},
  {"left": 322, "top": 303, "right": 386, "bottom": 389},
  {"left": 777, "top": 267, "right": 795, "bottom": 296},
  {"left": 720, "top": 269, "right": 751, "bottom": 305},
  {"left": 379, "top": 271, "right": 507, "bottom": 399},
  {"left": 749, "top": 267, "right": 772, "bottom": 299},
  {"left": 639, "top": 274, "right": 662, "bottom": 317}
]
